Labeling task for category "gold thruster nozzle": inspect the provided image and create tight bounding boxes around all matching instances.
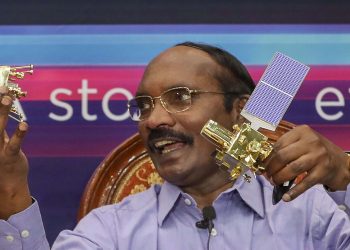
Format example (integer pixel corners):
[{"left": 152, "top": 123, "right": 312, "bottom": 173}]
[
  {"left": 200, "top": 120, "right": 273, "bottom": 182},
  {"left": 0, "top": 65, "right": 33, "bottom": 122}
]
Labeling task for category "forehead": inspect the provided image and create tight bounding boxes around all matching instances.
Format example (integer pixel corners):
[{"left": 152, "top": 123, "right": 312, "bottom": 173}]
[{"left": 137, "top": 46, "right": 221, "bottom": 95}]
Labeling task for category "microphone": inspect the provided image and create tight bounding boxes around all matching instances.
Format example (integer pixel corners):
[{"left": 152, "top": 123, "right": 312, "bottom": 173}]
[{"left": 196, "top": 206, "right": 216, "bottom": 233}]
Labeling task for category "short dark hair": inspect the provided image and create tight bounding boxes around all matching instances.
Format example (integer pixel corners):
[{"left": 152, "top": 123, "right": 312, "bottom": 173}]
[{"left": 175, "top": 42, "right": 255, "bottom": 112}]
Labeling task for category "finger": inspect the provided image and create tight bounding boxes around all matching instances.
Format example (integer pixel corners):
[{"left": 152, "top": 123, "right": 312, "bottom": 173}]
[
  {"left": 0, "top": 86, "right": 9, "bottom": 97},
  {"left": 0, "top": 129, "right": 10, "bottom": 149},
  {"left": 270, "top": 154, "right": 313, "bottom": 185},
  {"left": 3, "top": 129, "right": 9, "bottom": 144},
  {"left": 5, "top": 122, "right": 28, "bottom": 156},
  {"left": 273, "top": 126, "right": 304, "bottom": 150},
  {"left": 264, "top": 127, "right": 303, "bottom": 176},
  {"left": 0, "top": 96, "right": 12, "bottom": 147},
  {"left": 282, "top": 169, "right": 320, "bottom": 202},
  {"left": 265, "top": 140, "right": 309, "bottom": 177},
  {"left": 0, "top": 96, "right": 12, "bottom": 134}
]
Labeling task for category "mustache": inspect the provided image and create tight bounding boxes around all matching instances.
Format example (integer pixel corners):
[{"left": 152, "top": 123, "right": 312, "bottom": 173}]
[{"left": 147, "top": 128, "right": 194, "bottom": 147}]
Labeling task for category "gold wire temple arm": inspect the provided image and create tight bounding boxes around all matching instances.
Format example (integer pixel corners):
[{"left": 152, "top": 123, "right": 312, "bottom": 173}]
[{"left": 0, "top": 65, "right": 34, "bottom": 122}]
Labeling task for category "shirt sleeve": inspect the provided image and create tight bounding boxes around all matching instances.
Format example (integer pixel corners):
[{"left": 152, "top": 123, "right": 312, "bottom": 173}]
[
  {"left": 52, "top": 205, "right": 118, "bottom": 250},
  {"left": 312, "top": 189, "right": 350, "bottom": 250},
  {"left": 326, "top": 183, "right": 350, "bottom": 215},
  {"left": 0, "top": 200, "right": 50, "bottom": 250}
]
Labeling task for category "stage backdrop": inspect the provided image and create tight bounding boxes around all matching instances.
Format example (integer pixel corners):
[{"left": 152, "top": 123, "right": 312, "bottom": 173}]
[{"left": 1, "top": 24, "right": 350, "bottom": 244}]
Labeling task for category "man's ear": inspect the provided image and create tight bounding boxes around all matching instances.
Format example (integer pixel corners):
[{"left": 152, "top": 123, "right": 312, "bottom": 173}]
[{"left": 231, "top": 95, "right": 249, "bottom": 125}]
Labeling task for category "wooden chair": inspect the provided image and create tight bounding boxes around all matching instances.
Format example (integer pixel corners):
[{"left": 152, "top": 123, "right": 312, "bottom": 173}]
[{"left": 77, "top": 120, "right": 295, "bottom": 220}]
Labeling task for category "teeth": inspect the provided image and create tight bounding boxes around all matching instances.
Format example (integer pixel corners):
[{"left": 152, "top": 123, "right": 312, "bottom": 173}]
[
  {"left": 162, "top": 148, "right": 175, "bottom": 154},
  {"left": 154, "top": 140, "right": 176, "bottom": 148}
]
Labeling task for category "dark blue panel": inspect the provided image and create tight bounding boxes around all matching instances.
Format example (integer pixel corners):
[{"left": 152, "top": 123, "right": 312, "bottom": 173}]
[{"left": 28, "top": 157, "right": 102, "bottom": 246}]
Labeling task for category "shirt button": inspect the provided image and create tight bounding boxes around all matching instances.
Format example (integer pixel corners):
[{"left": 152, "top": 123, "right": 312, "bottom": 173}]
[
  {"left": 338, "top": 205, "right": 347, "bottom": 211},
  {"left": 6, "top": 235, "right": 14, "bottom": 242},
  {"left": 21, "top": 230, "right": 30, "bottom": 238},
  {"left": 211, "top": 228, "right": 218, "bottom": 237},
  {"left": 184, "top": 198, "right": 192, "bottom": 206}
]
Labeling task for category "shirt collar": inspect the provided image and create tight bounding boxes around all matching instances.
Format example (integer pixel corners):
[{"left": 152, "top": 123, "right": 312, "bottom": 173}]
[
  {"left": 158, "top": 181, "right": 182, "bottom": 226},
  {"left": 157, "top": 173, "right": 266, "bottom": 226},
  {"left": 233, "top": 173, "right": 265, "bottom": 218}
]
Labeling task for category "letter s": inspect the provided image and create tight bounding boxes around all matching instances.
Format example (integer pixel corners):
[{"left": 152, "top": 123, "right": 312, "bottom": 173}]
[{"left": 49, "top": 88, "right": 73, "bottom": 121}]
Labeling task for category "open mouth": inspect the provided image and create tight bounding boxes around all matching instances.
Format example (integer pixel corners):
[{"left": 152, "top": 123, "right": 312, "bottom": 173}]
[
  {"left": 150, "top": 139, "right": 187, "bottom": 155},
  {"left": 147, "top": 128, "right": 193, "bottom": 156}
]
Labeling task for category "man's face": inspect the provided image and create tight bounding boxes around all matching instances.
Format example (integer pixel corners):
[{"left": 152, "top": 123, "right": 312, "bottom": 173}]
[{"left": 137, "top": 46, "right": 240, "bottom": 188}]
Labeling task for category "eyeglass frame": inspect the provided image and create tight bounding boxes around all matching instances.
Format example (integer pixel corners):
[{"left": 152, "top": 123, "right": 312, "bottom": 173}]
[{"left": 127, "top": 86, "right": 241, "bottom": 121}]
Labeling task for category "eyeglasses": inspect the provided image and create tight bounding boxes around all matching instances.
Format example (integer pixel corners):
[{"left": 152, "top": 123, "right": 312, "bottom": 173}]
[{"left": 127, "top": 86, "right": 239, "bottom": 121}]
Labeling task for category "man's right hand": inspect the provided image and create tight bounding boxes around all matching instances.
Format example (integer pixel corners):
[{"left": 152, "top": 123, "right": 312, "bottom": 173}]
[{"left": 0, "top": 86, "right": 32, "bottom": 220}]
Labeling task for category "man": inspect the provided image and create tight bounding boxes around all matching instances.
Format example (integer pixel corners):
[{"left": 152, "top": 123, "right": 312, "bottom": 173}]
[{"left": 0, "top": 42, "right": 350, "bottom": 249}]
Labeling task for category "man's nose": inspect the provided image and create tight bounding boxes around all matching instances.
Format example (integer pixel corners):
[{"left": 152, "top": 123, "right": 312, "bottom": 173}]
[{"left": 145, "top": 99, "right": 175, "bottom": 129}]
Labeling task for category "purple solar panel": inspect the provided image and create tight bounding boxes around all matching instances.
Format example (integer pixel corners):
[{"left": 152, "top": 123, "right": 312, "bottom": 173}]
[{"left": 241, "top": 52, "right": 310, "bottom": 131}]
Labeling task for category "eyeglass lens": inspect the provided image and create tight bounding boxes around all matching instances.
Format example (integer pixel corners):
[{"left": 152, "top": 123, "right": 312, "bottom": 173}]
[{"left": 128, "top": 87, "right": 192, "bottom": 121}]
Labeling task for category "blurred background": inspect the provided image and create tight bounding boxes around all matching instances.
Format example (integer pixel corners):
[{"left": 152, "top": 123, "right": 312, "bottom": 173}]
[{"left": 1, "top": 0, "right": 350, "bottom": 245}]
